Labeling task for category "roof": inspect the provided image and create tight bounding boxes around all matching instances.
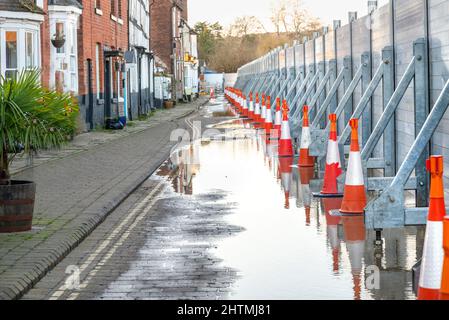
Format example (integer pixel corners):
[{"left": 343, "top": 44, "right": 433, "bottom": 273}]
[
  {"left": 48, "top": 0, "right": 83, "bottom": 9},
  {"left": 0, "top": 0, "right": 45, "bottom": 14}
]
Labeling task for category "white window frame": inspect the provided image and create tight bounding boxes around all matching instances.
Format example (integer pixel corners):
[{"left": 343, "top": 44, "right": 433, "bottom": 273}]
[{"left": 0, "top": 24, "right": 40, "bottom": 79}]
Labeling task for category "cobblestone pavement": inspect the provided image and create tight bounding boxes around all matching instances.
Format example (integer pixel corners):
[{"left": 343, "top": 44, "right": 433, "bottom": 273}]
[
  {"left": 0, "top": 97, "right": 212, "bottom": 300},
  {"left": 22, "top": 97, "right": 242, "bottom": 300}
]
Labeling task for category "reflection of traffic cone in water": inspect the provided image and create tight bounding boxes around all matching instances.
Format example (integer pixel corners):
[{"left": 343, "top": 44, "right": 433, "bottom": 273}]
[
  {"left": 319, "top": 114, "right": 343, "bottom": 197},
  {"left": 278, "top": 100, "right": 294, "bottom": 157},
  {"left": 279, "top": 157, "right": 293, "bottom": 209},
  {"left": 242, "top": 95, "right": 249, "bottom": 118},
  {"left": 441, "top": 216, "right": 449, "bottom": 300},
  {"left": 248, "top": 92, "right": 254, "bottom": 120},
  {"left": 340, "top": 119, "right": 367, "bottom": 214},
  {"left": 322, "top": 198, "right": 343, "bottom": 272},
  {"left": 265, "top": 136, "right": 274, "bottom": 171},
  {"left": 237, "top": 91, "right": 242, "bottom": 113},
  {"left": 299, "top": 106, "right": 315, "bottom": 167},
  {"left": 273, "top": 98, "right": 282, "bottom": 140},
  {"left": 342, "top": 215, "right": 366, "bottom": 301},
  {"left": 254, "top": 93, "right": 261, "bottom": 123},
  {"left": 265, "top": 96, "right": 273, "bottom": 135},
  {"left": 300, "top": 167, "right": 314, "bottom": 226},
  {"left": 418, "top": 156, "right": 446, "bottom": 300}
]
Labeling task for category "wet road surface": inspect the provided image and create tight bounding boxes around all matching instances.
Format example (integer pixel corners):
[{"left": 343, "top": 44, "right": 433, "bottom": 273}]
[{"left": 23, "top": 96, "right": 425, "bottom": 300}]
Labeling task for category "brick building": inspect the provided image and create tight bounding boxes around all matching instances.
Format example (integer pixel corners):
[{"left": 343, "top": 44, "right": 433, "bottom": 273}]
[
  {"left": 77, "top": 0, "right": 129, "bottom": 130},
  {"left": 151, "top": 0, "right": 188, "bottom": 101}
]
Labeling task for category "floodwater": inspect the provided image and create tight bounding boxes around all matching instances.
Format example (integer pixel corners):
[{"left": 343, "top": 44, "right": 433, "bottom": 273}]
[{"left": 157, "top": 97, "right": 425, "bottom": 300}]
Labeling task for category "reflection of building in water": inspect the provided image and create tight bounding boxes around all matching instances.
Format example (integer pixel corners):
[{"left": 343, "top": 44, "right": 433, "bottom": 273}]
[
  {"left": 342, "top": 215, "right": 366, "bottom": 301},
  {"left": 321, "top": 198, "right": 343, "bottom": 273},
  {"left": 169, "top": 142, "right": 201, "bottom": 195},
  {"left": 364, "top": 227, "right": 424, "bottom": 300}
]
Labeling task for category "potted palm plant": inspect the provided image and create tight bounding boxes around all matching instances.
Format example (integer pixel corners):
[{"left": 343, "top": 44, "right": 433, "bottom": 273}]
[{"left": 0, "top": 70, "right": 78, "bottom": 233}]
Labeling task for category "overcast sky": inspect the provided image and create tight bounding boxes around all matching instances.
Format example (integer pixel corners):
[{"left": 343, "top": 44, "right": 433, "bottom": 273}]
[{"left": 188, "top": 0, "right": 389, "bottom": 30}]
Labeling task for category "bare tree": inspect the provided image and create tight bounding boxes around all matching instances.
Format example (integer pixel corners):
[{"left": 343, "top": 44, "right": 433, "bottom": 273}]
[
  {"left": 228, "top": 16, "right": 265, "bottom": 37},
  {"left": 270, "top": 0, "right": 322, "bottom": 38},
  {"left": 270, "top": 0, "right": 288, "bottom": 35}
]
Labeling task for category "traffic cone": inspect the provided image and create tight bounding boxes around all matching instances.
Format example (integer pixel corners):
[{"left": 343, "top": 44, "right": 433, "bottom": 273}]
[
  {"left": 248, "top": 92, "right": 255, "bottom": 120},
  {"left": 418, "top": 155, "right": 446, "bottom": 300},
  {"left": 441, "top": 216, "right": 449, "bottom": 300},
  {"left": 265, "top": 96, "right": 273, "bottom": 135},
  {"left": 254, "top": 93, "right": 261, "bottom": 124},
  {"left": 278, "top": 100, "right": 294, "bottom": 157},
  {"left": 300, "top": 167, "right": 314, "bottom": 225},
  {"left": 342, "top": 215, "right": 366, "bottom": 300},
  {"left": 317, "top": 114, "right": 344, "bottom": 198},
  {"left": 299, "top": 105, "right": 315, "bottom": 168},
  {"left": 210, "top": 87, "right": 215, "bottom": 100},
  {"left": 322, "top": 198, "right": 343, "bottom": 273},
  {"left": 340, "top": 119, "right": 367, "bottom": 214},
  {"left": 280, "top": 157, "right": 293, "bottom": 209},
  {"left": 261, "top": 93, "right": 267, "bottom": 123},
  {"left": 272, "top": 98, "right": 282, "bottom": 140}
]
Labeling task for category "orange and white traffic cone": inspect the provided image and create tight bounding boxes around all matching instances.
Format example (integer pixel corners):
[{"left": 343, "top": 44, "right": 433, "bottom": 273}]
[
  {"left": 280, "top": 157, "right": 293, "bottom": 209},
  {"left": 317, "top": 114, "right": 343, "bottom": 198},
  {"left": 248, "top": 92, "right": 255, "bottom": 120},
  {"left": 441, "top": 216, "right": 449, "bottom": 300},
  {"left": 265, "top": 96, "right": 273, "bottom": 135},
  {"left": 340, "top": 119, "right": 367, "bottom": 215},
  {"left": 322, "top": 198, "right": 342, "bottom": 273},
  {"left": 299, "top": 105, "right": 315, "bottom": 168},
  {"left": 299, "top": 167, "right": 314, "bottom": 226},
  {"left": 418, "top": 155, "right": 446, "bottom": 300},
  {"left": 272, "top": 98, "right": 282, "bottom": 140},
  {"left": 342, "top": 215, "right": 366, "bottom": 300},
  {"left": 278, "top": 100, "right": 294, "bottom": 158},
  {"left": 254, "top": 93, "right": 261, "bottom": 124},
  {"left": 261, "top": 93, "right": 267, "bottom": 124}
]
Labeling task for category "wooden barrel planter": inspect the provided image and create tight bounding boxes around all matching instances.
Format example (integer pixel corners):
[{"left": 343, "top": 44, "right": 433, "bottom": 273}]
[{"left": 0, "top": 181, "right": 36, "bottom": 233}]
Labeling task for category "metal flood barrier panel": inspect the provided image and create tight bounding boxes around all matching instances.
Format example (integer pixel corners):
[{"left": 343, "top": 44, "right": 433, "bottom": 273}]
[{"left": 234, "top": 0, "right": 449, "bottom": 229}]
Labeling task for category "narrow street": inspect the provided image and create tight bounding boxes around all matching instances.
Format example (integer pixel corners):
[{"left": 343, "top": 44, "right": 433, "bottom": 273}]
[{"left": 23, "top": 96, "right": 424, "bottom": 300}]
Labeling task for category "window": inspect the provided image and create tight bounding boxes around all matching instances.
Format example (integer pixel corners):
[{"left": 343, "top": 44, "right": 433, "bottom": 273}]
[
  {"left": 110, "top": 0, "right": 115, "bottom": 16},
  {"left": 5, "top": 31, "right": 18, "bottom": 78},
  {"left": 118, "top": 0, "right": 122, "bottom": 18},
  {"left": 96, "top": 44, "right": 101, "bottom": 99},
  {"left": 25, "top": 32, "right": 35, "bottom": 69},
  {"left": 94, "top": 0, "right": 101, "bottom": 8},
  {"left": 56, "top": 22, "right": 65, "bottom": 54}
]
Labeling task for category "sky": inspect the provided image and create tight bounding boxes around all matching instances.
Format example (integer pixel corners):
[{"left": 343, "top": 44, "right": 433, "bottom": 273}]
[{"left": 188, "top": 0, "right": 389, "bottom": 31}]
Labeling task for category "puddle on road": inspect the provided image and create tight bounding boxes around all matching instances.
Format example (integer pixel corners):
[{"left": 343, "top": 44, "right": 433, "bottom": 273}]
[{"left": 151, "top": 99, "right": 425, "bottom": 300}]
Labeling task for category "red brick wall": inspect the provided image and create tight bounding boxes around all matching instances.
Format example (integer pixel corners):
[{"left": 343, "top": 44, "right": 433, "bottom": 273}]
[
  {"left": 78, "top": 0, "right": 129, "bottom": 96},
  {"left": 151, "top": 0, "right": 188, "bottom": 74},
  {"left": 41, "top": 0, "right": 50, "bottom": 88}
]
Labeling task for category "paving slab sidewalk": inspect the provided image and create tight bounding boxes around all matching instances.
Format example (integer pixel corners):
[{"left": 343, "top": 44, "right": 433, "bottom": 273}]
[{"left": 0, "top": 98, "right": 208, "bottom": 300}]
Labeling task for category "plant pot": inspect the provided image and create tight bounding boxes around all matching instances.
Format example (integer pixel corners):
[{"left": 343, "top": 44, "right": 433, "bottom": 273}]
[
  {"left": 164, "top": 101, "right": 174, "bottom": 109},
  {"left": 51, "top": 38, "right": 66, "bottom": 49},
  {"left": 0, "top": 181, "right": 36, "bottom": 233}
]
